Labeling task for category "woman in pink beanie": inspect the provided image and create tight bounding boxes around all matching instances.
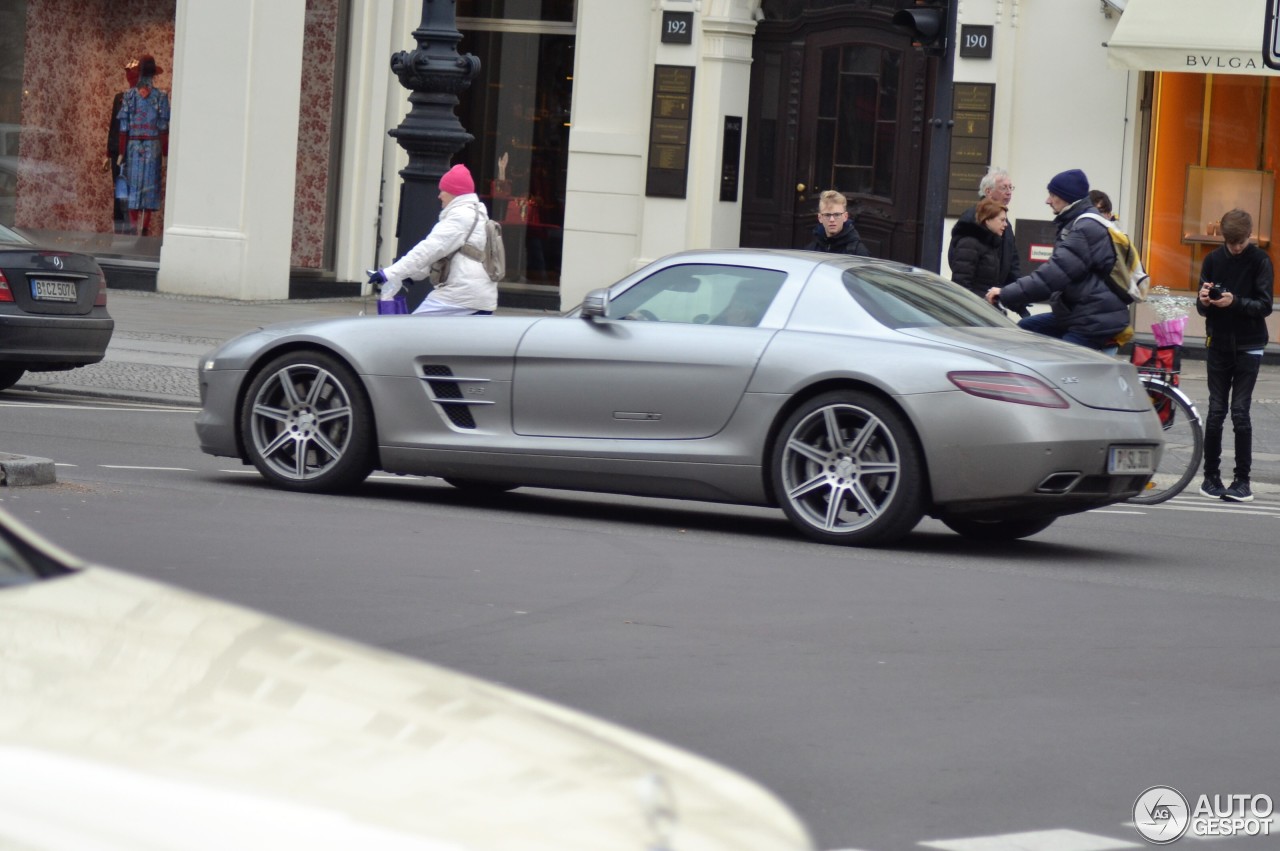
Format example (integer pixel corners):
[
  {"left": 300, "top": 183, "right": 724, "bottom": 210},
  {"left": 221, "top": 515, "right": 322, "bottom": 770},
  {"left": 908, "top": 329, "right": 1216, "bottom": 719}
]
[{"left": 369, "top": 163, "right": 496, "bottom": 315}]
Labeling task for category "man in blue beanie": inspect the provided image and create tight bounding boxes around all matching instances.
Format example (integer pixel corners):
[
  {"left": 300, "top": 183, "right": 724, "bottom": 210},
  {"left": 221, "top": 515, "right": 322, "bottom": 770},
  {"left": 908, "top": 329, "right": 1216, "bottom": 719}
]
[{"left": 985, "top": 168, "right": 1130, "bottom": 349}]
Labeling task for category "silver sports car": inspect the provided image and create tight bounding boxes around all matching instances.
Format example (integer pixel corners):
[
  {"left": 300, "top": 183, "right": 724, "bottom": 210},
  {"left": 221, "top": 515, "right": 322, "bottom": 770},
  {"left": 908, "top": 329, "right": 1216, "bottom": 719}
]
[{"left": 196, "top": 249, "right": 1163, "bottom": 546}]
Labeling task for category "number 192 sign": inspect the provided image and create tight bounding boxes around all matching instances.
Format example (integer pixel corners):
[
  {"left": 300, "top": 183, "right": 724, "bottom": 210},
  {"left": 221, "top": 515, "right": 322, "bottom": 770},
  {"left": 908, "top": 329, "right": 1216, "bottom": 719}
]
[{"left": 1266, "top": 0, "right": 1280, "bottom": 70}]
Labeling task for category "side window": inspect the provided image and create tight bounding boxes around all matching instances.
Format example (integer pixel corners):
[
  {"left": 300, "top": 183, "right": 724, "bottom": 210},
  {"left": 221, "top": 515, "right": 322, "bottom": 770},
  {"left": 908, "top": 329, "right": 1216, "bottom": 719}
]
[{"left": 606, "top": 264, "right": 787, "bottom": 326}]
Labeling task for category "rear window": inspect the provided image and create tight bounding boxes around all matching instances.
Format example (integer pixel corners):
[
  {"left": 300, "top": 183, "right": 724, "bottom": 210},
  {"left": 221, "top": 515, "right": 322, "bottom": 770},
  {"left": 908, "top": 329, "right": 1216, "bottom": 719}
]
[{"left": 843, "top": 266, "right": 1012, "bottom": 330}]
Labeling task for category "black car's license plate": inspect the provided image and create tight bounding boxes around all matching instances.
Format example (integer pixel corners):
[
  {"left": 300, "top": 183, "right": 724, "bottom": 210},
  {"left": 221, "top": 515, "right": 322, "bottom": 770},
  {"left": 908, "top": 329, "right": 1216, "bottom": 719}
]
[{"left": 31, "top": 279, "right": 78, "bottom": 302}]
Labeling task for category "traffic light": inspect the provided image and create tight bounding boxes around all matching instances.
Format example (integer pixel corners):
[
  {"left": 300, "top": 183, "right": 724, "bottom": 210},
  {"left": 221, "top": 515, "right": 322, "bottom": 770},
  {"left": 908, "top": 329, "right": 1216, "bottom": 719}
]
[{"left": 893, "top": 3, "right": 948, "bottom": 57}]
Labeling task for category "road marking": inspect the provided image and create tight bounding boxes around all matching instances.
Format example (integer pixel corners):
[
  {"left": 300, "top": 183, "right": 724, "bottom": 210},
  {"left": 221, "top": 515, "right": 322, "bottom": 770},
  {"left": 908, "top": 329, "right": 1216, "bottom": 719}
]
[
  {"left": 919, "top": 828, "right": 1140, "bottom": 850},
  {"left": 0, "top": 401, "right": 197, "bottom": 413},
  {"left": 99, "top": 465, "right": 193, "bottom": 471}
]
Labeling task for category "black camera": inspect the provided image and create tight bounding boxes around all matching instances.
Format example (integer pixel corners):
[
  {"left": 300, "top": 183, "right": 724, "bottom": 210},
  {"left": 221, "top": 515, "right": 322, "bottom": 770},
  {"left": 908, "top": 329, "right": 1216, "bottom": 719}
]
[{"left": 1208, "top": 284, "right": 1225, "bottom": 300}]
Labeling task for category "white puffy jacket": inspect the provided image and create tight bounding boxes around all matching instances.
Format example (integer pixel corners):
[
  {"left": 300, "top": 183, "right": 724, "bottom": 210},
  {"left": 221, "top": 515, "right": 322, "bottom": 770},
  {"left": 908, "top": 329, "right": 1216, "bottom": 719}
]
[{"left": 382, "top": 193, "right": 496, "bottom": 311}]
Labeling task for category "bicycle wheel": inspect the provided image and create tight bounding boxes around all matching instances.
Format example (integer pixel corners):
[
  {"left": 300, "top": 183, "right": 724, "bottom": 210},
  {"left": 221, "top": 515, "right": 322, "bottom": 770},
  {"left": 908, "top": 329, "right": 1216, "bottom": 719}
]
[{"left": 1127, "top": 379, "right": 1203, "bottom": 505}]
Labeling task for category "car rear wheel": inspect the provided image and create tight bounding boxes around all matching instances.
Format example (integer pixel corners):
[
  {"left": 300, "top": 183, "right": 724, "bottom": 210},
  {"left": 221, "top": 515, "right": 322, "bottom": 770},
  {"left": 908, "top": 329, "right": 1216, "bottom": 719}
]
[
  {"left": 240, "top": 350, "right": 375, "bottom": 492},
  {"left": 0, "top": 366, "right": 25, "bottom": 391},
  {"left": 941, "top": 516, "right": 1056, "bottom": 541},
  {"left": 772, "top": 391, "right": 924, "bottom": 546}
]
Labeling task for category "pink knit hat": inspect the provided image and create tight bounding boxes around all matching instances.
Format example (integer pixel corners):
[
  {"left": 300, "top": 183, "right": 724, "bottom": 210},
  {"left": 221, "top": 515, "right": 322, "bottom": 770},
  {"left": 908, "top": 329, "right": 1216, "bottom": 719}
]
[{"left": 439, "top": 164, "right": 475, "bottom": 196}]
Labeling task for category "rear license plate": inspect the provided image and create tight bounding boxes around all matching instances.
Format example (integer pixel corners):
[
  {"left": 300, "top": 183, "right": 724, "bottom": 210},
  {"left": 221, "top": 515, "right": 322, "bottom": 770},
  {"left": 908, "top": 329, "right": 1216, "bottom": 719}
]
[
  {"left": 1109, "top": 445, "right": 1155, "bottom": 474},
  {"left": 31, "top": 279, "right": 78, "bottom": 302}
]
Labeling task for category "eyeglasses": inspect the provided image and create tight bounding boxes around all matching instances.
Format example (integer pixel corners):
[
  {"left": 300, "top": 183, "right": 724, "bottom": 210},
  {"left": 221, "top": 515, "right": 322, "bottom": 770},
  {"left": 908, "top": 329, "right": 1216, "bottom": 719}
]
[
  {"left": 818, "top": 212, "right": 846, "bottom": 220},
  {"left": 993, "top": 184, "right": 1015, "bottom": 193}
]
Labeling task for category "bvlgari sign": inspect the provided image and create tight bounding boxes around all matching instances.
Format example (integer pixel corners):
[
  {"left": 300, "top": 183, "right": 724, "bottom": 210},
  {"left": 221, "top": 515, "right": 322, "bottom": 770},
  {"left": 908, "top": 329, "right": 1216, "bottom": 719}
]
[{"left": 1108, "top": 0, "right": 1280, "bottom": 77}]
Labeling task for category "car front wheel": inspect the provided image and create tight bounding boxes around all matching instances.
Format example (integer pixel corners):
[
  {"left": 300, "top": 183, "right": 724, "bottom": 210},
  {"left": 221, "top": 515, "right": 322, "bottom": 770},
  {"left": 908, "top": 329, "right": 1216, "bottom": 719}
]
[
  {"left": 772, "top": 391, "right": 924, "bottom": 546},
  {"left": 240, "top": 351, "right": 375, "bottom": 492}
]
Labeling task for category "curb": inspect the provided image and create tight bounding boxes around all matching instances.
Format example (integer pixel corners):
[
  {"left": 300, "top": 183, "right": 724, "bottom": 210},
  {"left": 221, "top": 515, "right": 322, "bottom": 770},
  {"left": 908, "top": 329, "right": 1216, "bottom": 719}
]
[
  {"left": 0, "top": 453, "right": 57, "bottom": 487},
  {"left": 11, "top": 382, "right": 200, "bottom": 409}
]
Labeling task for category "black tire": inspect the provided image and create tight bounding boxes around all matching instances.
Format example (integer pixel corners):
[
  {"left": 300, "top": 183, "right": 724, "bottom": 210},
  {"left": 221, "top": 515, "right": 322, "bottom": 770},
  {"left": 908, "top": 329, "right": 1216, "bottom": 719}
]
[
  {"left": 1126, "top": 380, "right": 1202, "bottom": 505},
  {"left": 942, "top": 516, "right": 1056, "bottom": 541},
  {"left": 771, "top": 390, "right": 925, "bottom": 546},
  {"left": 443, "top": 478, "right": 519, "bottom": 494},
  {"left": 0, "top": 365, "right": 25, "bottom": 391},
  {"left": 239, "top": 350, "right": 375, "bottom": 492}
]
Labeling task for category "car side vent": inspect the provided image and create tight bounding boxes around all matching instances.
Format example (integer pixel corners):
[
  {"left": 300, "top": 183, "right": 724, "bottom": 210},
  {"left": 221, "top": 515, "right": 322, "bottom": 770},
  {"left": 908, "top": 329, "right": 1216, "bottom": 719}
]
[{"left": 420, "top": 364, "right": 483, "bottom": 430}]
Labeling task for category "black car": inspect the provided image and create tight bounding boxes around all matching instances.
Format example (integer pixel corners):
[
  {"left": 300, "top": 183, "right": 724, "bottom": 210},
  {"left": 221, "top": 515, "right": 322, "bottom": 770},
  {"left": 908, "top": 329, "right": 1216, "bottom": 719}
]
[{"left": 0, "top": 223, "right": 114, "bottom": 391}]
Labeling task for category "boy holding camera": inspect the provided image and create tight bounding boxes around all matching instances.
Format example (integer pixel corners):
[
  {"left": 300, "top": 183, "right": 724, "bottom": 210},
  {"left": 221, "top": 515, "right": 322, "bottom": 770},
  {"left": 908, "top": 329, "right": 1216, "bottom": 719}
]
[{"left": 1197, "top": 209, "right": 1274, "bottom": 502}]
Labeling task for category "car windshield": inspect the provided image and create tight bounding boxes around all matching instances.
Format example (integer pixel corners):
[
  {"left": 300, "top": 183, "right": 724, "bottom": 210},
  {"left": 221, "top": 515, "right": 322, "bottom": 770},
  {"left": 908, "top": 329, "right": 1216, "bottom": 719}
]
[
  {"left": 0, "top": 222, "right": 29, "bottom": 244},
  {"left": 842, "top": 266, "right": 1012, "bottom": 330}
]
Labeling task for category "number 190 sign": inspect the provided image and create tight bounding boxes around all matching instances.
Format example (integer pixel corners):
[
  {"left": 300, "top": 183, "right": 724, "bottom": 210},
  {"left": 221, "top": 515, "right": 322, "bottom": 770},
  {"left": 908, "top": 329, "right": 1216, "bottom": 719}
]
[{"left": 1266, "top": 0, "right": 1280, "bottom": 70}]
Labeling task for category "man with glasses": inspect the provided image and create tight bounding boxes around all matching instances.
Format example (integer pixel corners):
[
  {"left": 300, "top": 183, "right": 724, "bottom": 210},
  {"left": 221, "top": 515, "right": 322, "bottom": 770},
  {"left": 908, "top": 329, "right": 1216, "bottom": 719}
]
[
  {"left": 949, "top": 166, "right": 1026, "bottom": 316},
  {"left": 1196, "top": 209, "right": 1274, "bottom": 502},
  {"left": 805, "top": 190, "right": 870, "bottom": 257}
]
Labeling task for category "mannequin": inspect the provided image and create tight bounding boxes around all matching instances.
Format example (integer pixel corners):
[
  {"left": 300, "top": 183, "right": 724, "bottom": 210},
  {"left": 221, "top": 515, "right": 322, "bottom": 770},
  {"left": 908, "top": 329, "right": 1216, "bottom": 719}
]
[
  {"left": 105, "top": 59, "right": 140, "bottom": 234},
  {"left": 115, "top": 54, "right": 170, "bottom": 236}
]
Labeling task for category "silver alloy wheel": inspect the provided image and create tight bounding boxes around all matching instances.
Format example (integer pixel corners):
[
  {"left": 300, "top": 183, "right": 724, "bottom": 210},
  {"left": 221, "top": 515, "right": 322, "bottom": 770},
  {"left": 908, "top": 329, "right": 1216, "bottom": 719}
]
[
  {"left": 778, "top": 402, "right": 903, "bottom": 535},
  {"left": 249, "top": 362, "right": 355, "bottom": 482}
]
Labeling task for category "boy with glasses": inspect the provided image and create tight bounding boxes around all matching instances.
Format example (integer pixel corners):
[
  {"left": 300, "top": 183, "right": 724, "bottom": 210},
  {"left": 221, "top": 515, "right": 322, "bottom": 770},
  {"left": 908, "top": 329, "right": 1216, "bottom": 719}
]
[
  {"left": 1196, "top": 209, "right": 1274, "bottom": 502},
  {"left": 805, "top": 190, "right": 870, "bottom": 256}
]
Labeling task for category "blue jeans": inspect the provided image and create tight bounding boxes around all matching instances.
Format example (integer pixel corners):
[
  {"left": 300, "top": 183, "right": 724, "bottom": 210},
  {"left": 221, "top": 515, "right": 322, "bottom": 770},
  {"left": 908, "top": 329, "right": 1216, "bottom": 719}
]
[{"left": 1017, "top": 312, "right": 1114, "bottom": 350}]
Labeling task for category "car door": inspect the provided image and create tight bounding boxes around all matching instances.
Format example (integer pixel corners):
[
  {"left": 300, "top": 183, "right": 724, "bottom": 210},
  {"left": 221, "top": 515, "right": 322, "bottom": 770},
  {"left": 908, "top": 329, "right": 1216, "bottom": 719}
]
[{"left": 512, "top": 263, "right": 787, "bottom": 439}]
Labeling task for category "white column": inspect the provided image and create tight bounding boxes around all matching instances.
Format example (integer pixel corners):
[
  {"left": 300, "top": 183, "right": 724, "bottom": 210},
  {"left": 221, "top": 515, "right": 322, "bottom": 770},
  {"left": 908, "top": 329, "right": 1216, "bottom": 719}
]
[
  {"left": 158, "top": 0, "right": 306, "bottom": 299},
  {"left": 560, "top": 0, "right": 758, "bottom": 310}
]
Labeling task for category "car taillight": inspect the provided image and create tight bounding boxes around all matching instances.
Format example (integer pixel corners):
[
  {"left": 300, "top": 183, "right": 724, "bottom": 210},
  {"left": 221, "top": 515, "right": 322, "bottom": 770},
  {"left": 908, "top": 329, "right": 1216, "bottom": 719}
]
[
  {"left": 947, "top": 371, "right": 1069, "bottom": 409},
  {"left": 0, "top": 269, "right": 12, "bottom": 303},
  {"left": 93, "top": 271, "right": 108, "bottom": 306}
]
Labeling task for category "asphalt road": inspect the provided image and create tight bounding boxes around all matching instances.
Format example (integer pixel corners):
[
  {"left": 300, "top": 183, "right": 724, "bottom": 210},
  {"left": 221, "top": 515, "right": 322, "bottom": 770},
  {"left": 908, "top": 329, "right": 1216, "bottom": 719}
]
[{"left": 2, "top": 397, "right": 1278, "bottom": 851}]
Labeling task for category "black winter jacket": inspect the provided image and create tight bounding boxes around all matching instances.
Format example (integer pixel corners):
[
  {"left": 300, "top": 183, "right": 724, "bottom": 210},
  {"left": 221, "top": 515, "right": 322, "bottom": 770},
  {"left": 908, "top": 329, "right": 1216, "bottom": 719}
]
[
  {"left": 1197, "top": 243, "right": 1274, "bottom": 352},
  {"left": 949, "top": 205, "right": 1020, "bottom": 285},
  {"left": 948, "top": 219, "right": 1003, "bottom": 297},
  {"left": 996, "top": 198, "right": 1130, "bottom": 340},
  {"left": 806, "top": 220, "right": 870, "bottom": 256}
]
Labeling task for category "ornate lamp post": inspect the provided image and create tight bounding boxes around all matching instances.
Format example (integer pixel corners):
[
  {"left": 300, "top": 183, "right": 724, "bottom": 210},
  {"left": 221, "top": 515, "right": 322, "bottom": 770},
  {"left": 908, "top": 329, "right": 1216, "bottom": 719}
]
[{"left": 389, "top": 1, "right": 480, "bottom": 299}]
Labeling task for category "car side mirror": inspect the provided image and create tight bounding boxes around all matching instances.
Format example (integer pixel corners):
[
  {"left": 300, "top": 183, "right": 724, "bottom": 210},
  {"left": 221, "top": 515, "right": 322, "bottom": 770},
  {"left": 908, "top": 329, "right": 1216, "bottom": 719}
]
[{"left": 580, "top": 288, "right": 609, "bottom": 319}]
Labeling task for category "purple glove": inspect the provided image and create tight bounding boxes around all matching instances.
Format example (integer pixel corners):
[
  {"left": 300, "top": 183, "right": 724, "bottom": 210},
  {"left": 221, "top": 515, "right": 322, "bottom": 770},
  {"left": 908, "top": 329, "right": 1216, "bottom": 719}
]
[{"left": 367, "top": 269, "right": 387, "bottom": 285}]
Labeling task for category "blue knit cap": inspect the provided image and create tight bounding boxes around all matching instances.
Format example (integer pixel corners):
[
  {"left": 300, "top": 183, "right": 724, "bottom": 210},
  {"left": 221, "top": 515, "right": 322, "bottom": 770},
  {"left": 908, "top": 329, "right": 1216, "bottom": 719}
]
[{"left": 1047, "top": 169, "right": 1089, "bottom": 204}]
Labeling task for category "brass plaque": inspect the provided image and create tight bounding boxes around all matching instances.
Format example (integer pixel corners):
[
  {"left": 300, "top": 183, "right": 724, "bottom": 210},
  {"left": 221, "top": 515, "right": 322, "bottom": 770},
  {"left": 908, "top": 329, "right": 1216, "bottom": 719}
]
[
  {"left": 646, "top": 65, "right": 696, "bottom": 198},
  {"left": 953, "top": 83, "right": 994, "bottom": 112}
]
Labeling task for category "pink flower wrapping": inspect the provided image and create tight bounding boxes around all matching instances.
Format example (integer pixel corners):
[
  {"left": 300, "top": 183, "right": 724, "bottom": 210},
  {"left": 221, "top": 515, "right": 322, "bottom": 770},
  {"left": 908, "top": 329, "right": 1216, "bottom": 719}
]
[{"left": 1152, "top": 315, "right": 1187, "bottom": 347}]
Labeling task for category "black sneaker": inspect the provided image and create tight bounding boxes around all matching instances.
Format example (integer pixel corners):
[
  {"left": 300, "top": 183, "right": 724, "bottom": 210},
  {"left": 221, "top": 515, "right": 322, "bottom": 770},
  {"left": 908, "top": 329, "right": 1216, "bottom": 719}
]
[
  {"left": 1199, "top": 476, "right": 1226, "bottom": 498},
  {"left": 1222, "top": 480, "right": 1254, "bottom": 502}
]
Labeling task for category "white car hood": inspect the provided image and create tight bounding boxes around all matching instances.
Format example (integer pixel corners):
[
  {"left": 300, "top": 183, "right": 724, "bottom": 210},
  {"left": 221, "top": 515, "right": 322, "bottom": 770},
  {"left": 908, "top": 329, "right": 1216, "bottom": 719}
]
[{"left": 0, "top": 567, "right": 811, "bottom": 851}]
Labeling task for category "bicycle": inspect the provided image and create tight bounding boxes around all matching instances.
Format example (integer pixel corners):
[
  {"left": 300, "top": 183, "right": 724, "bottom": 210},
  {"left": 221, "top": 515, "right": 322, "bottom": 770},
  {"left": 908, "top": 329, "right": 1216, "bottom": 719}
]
[{"left": 1126, "top": 348, "right": 1203, "bottom": 505}]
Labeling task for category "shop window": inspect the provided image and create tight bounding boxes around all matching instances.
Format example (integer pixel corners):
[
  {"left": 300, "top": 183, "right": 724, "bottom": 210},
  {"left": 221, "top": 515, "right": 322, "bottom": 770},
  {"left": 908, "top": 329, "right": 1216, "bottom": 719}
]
[
  {"left": 1146, "top": 72, "right": 1280, "bottom": 291},
  {"left": 0, "top": 0, "right": 175, "bottom": 255},
  {"left": 458, "top": 0, "right": 574, "bottom": 22},
  {"left": 456, "top": 25, "right": 574, "bottom": 287}
]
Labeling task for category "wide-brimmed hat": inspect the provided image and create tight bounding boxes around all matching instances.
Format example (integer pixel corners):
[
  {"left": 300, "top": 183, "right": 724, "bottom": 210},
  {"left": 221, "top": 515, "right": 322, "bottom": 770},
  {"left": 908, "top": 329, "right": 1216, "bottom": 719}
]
[{"left": 138, "top": 55, "right": 164, "bottom": 77}]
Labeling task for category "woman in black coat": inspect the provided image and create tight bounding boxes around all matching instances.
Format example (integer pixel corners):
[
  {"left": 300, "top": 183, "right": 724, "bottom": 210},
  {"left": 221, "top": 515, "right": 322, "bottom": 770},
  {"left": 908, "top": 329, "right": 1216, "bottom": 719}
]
[{"left": 949, "top": 197, "right": 1008, "bottom": 300}]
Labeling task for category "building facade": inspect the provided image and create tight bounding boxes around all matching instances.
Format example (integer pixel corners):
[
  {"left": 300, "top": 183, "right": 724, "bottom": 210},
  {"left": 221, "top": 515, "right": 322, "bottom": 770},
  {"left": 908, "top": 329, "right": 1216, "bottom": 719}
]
[{"left": 0, "top": 0, "right": 1273, "bottom": 310}]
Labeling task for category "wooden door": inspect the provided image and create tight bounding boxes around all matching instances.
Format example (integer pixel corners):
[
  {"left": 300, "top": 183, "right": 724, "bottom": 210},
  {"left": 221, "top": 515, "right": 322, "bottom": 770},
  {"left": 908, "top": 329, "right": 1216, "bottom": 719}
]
[{"left": 741, "top": 9, "right": 932, "bottom": 264}]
